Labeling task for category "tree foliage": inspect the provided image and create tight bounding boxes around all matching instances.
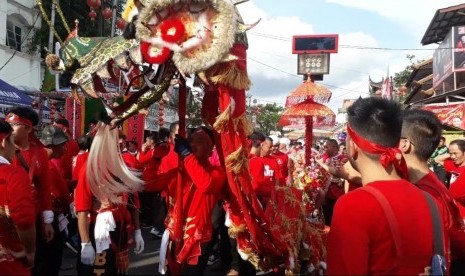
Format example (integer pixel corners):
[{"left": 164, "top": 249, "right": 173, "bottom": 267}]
[{"left": 255, "top": 103, "right": 284, "bottom": 135}]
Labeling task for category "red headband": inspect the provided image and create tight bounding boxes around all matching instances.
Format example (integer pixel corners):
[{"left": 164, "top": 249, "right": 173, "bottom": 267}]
[
  {"left": 5, "top": 113, "right": 33, "bottom": 127},
  {"left": 347, "top": 123, "right": 409, "bottom": 180}
]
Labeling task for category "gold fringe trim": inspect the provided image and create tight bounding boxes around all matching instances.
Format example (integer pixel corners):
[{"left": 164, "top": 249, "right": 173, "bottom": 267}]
[
  {"left": 234, "top": 113, "right": 253, "bottom": 136},
  {"left": 228, "top": 222, "right": 246, "bottom": 238},
  {"left": 213, "top": 104, "right": 231, "bottom": 133},
  {"left": 206, "top": 63, "right": 251, "bottom": 90},
  {"left": 241, "top": 248, "right": 262, "bottom": 270},
  {"left": 225, "top": 146, "right": 249, "bottom": 174}
]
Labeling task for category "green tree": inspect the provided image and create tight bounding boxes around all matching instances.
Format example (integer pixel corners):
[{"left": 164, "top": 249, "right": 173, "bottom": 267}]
[
  {"left": 393, "top": 54, "right": 416, "bottom": 88},
  {"left": 255, "top": 103, "right": 284, "bottom": 135}
]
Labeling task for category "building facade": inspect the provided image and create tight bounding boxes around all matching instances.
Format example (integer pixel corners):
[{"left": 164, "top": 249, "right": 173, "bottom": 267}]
[{"left": 0, "top": 0, "right": 42, "bottom": 90}]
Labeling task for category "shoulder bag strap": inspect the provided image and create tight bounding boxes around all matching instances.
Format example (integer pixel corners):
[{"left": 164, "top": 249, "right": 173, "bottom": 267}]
[
  {"left": 15, "top": 150, "right": 30, "bottom": 172},
  {"left": 422, "top": 191, "right": 445, "bottom": 256},
  {"left": 363, "top": 185, "right": 404, "bottom": 259}
]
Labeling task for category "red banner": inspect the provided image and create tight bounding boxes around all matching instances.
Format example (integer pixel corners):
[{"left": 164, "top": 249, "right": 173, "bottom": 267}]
[
  {"left": 422, "top": 103, "right": 465, "bottom": 130},
  {"left": 126, "top": 114, "right": 145, "bottom": 149},
  {"left": 65, "top": 98, "right": 82, "bottom": 139}
]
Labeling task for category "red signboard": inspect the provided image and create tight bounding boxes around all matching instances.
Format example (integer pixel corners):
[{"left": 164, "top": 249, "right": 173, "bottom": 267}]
[
  {"left": 65, "top": 98, "right": 82, "bottom": 139},
  {"left": 292, "top": 34, "right": 339, "bottom": 54},
  {"left": 126, "top": 113, "right": 146, "bottom": 149},
  {"left": 422, "top": 103, "right": 465, "bottom": 130}
]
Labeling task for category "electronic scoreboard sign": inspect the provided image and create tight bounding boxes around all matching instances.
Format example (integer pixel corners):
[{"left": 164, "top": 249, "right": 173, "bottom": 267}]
[{"left": 292, "top": 34, "right": 339, "bottom": 54}]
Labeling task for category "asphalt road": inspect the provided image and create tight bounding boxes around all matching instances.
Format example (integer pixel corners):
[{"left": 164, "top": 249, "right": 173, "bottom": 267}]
[{"left": 59, "top": 227, "right": 225, "bottom": 275}]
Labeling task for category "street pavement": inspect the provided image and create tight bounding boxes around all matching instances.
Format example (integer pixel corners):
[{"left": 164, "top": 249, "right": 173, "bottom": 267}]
[{"left": 59, "top": 227, "right": 225, "bottom": 275}]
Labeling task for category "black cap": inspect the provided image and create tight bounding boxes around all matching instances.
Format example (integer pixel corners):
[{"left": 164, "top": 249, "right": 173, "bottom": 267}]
[{"left": 42, "top": 125, "right": 69, "bottom": 146}]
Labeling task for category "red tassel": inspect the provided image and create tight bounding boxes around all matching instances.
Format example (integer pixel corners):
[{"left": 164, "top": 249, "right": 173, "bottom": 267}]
[
  {"left": 159, "top": 17, "right": 186, "bottom": 43},
  {"left": 140, "top": 41, "right": 170, "bottom": 64}
]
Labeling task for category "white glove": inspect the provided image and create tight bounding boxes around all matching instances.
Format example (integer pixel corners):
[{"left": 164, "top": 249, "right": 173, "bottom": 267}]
[
  {"left": 134, "top": 229, "right": 144, "bottom": 254},
  {"left": 81, "top": 242, "right": 95, "bottom": 265},
  {"left": 69, "top": 202, "right": 76, "bottom": 218}
]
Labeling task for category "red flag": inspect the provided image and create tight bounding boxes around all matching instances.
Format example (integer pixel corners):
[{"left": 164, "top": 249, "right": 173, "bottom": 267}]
[{"left": 381, "top": 69, "right": 392, "bottom": 100}]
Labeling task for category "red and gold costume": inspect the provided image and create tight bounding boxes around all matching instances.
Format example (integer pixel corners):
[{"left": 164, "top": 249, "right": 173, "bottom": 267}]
[
  {"left": 0, "top": 162, "right": 36, "bottom": 275},
  {"left": 327, "top": 180, "right": 434, "bottom": 274},
  {"left": 145, "top": 154, "right": 225, "bottom": 271}
]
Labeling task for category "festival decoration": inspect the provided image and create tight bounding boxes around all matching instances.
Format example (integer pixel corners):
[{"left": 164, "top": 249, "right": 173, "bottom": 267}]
[
  {"left": 88, "top": 10, "right": 97, "bottom": 21},
  {"left": 102, "top": 7, "right": 113, "bottom": 21},
  {"left": 87, "top": 0, "right": 101, "bottom": 10},
  {"left": 38, "top": 0, "right": 327, "bottom": 273},
  {"left": 116, "top": 18, "right": 127, "bottom": 30}
]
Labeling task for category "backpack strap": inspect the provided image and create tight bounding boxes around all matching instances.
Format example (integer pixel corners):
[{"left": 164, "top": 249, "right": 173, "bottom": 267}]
[
  {"left": 15, "top": 150, "right": 30, "bottom": 172},
  {"left": 422, "top": 191, "right": 445, "bottom": 256},
  {"left": 363, "top": 185, "right": 404, "bottom": 260}
]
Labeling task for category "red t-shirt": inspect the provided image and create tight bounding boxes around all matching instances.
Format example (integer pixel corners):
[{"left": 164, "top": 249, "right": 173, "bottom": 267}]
[
  {"left": 122, "top": 151, "right": 142, "bottom": 171},
  {"left": 250, "top": 155, "right": 282, "bottom": 203},
  {"left": 443, "top": 159, "right": 465, "bottom": 217},
  {"left": 12, "top": 146, "right": 52, "bottom": 213},
  {"left": 72, "top": 151, "right": 89, "bottom": 181},
  {"left": 272, "top": 151, "right": 289, "bottom": 183},
  {"left": 327, "top": 180, "right": 434, "bottom": 275},
  {"left": 0, "top": 164, "right": 35, "bottom": 252},
  {"left": 74, "top": 163, "right": 140, "bottom": 222},
  {"left": 49, "top": 160, "right": 72, "bottom": 212}
]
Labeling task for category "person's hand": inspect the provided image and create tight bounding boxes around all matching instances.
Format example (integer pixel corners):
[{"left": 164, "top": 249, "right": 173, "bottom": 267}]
[
  {"left": 134, "top": 229, "right": 145, "bottom": 254},
  {"left": 69, "top": 202, "right": 77, "bottom": 218},
  {"left": 81, "top": 242, "right": 95, "bottom": 265},
  {"left": 25, "top": 252, "right": 35, "bottom": 269},
  {"left": 43, "top": 223, "right": 54, "bottom": 242},
  {"left": 174, "top": 135, "right": 192, "bottom": 157}
]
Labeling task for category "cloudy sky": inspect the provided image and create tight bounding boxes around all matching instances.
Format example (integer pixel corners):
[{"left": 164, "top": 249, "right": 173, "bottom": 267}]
[{"left": 236, "top": 0, "right": 465, "bottom": 118}]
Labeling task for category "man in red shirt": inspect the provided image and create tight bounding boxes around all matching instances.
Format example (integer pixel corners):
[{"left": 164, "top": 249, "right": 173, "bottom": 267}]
[
  {"left": 399, "top": 109, "right": 463, "bottom": 272},
  {"left": 72, "top": 135, "right": 92, "bottom": 182},
  {"left": 271, "top": 137, "right": 289, "bottom": 185},
  {"left": 41, "top": 125, "right": 73, "bottom": 275},
  {"left": 327, "top": 97, "right": 435, "bottom": 275},
  {"left": 145, "top": 126, "right": 226, "bottom": 275},
  {"left": 435, "top": 139, "right": 465, "bottom": 274},
  {"left": 52, "top": 119, "right": 80, "bottom": 182},
  {"left": 0, "top": 120, "right": 36, "bottom": 275},
  {"left": 5, "top": 107, "right": 55, "bottom": 275},
  {"left": 250, "top": 136, "right": 282, "bottom": 207}
]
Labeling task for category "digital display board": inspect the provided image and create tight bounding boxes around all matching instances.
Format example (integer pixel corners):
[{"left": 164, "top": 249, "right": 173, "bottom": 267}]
[{"left": 292, "top": 34, "right": 339, "bottom": 54}]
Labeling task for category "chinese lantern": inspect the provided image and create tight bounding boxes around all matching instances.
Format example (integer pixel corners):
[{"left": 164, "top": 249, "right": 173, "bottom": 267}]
[
  {"left": 102, "top": 7, "right": 113, "bottom": 21},
  {"left": 89, "top": 10, "right": 97, "bottom": 21},
  {"left": 87, "top": 0, "right": 101, "bottom": 10},
  {"left": 116, "top": 18, "right": 127, "bottom": 30}
]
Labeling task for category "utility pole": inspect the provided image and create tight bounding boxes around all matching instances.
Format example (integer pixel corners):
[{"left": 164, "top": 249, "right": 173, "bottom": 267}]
[
  {"left": 48, "top": 0, "right": 56, "bottom": 51},
  {"left": 110, "top": 0, "right": 118, "bottom": 37}
]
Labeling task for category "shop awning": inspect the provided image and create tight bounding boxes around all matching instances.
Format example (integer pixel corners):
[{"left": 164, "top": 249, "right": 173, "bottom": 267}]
[{"left": 0, "top": 79, "right": 33, "bottom": 107}]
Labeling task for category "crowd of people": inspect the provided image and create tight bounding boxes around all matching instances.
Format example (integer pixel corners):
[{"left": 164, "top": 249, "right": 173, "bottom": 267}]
[{"left": 1, "top": 96, "right": 465, "bottom": 275}]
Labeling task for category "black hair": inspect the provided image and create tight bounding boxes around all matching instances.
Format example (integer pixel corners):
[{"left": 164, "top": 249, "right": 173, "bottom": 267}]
[
  {"left": 55, "top": 118, "right": 69, "bottom": 127},
  {"left": 326, "top": 139, "right": 338, "bottom": 148},
  {"left": 120, "top": 134, "right": 127, "bottom": 140},
  {"left": 440, "top": 136, "right": 446, "bottom": 142},
  {"left": 0, "top": 120, "right": 13, "bottom": 135},
  {"left": 159, "top": 127, "right": 170, "bottom": 141},
  {"left": 450, "top": 139, "right": 465, "bottom": 152},
  {"left": 401, "top": 109, "right": 443, "bottom": 161},
  {"left": 7, "top": 106, "right": 39, "bottom": 126},
  {"left": 77, "top": 135, "right": 92, "bottom": 151},
  {"left": 248, "top": 131, "right": 266, "bottom": 148},
  {"left": 170, "top": 121, "right": 179, "bottom": 134},
  {"left": 347, "top": 97, "right": 402, "bottom": 149},
  {"left": 128, "top": 140, "right": 138, "bottom": 147},
  {"left": 192, "top": 126, "right": 215, "bottom": 144},
  {"left": 265, "top": 136, "right": 273, "bottom": 143},
  {"left": 146, "top": 133, "right": 159, "bottom": 143}
]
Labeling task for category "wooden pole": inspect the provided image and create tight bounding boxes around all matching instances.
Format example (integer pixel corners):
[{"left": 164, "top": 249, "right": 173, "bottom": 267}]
[
  {"left": 175, "top": 77, "right": 186, "bottom": 243},
  {"left": 305, "top": 117, "right": 313, "bottom": 165}
]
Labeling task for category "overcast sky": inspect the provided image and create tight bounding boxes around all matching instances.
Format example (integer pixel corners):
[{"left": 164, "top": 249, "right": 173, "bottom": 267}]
[{"left": 237, "top": 0, "right": 465, "bottom": 118}]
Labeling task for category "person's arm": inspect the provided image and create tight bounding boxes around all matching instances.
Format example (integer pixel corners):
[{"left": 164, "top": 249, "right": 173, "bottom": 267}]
[
  {"left": 77, "top": 211, "right": 90, "bottom": 243},
  {"left": 128, "top": 193, "right": 144, "bottom": 254},
  {"left": 184, "top": 154, "right": 226, "bottom": 195},
  {"left": 8, "top": 167, "right": 36, "bottom": 267},
  {"left": 434, "top": 153, "right": 450, "bottom": 166}
]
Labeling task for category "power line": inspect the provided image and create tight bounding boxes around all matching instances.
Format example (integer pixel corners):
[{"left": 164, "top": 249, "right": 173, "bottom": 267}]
[
  {"left": 249, "top": 32, "right": 440, "bottom": 51},
  {"left": 247, "top": 56, "right": 369, "bottom": 94}
]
